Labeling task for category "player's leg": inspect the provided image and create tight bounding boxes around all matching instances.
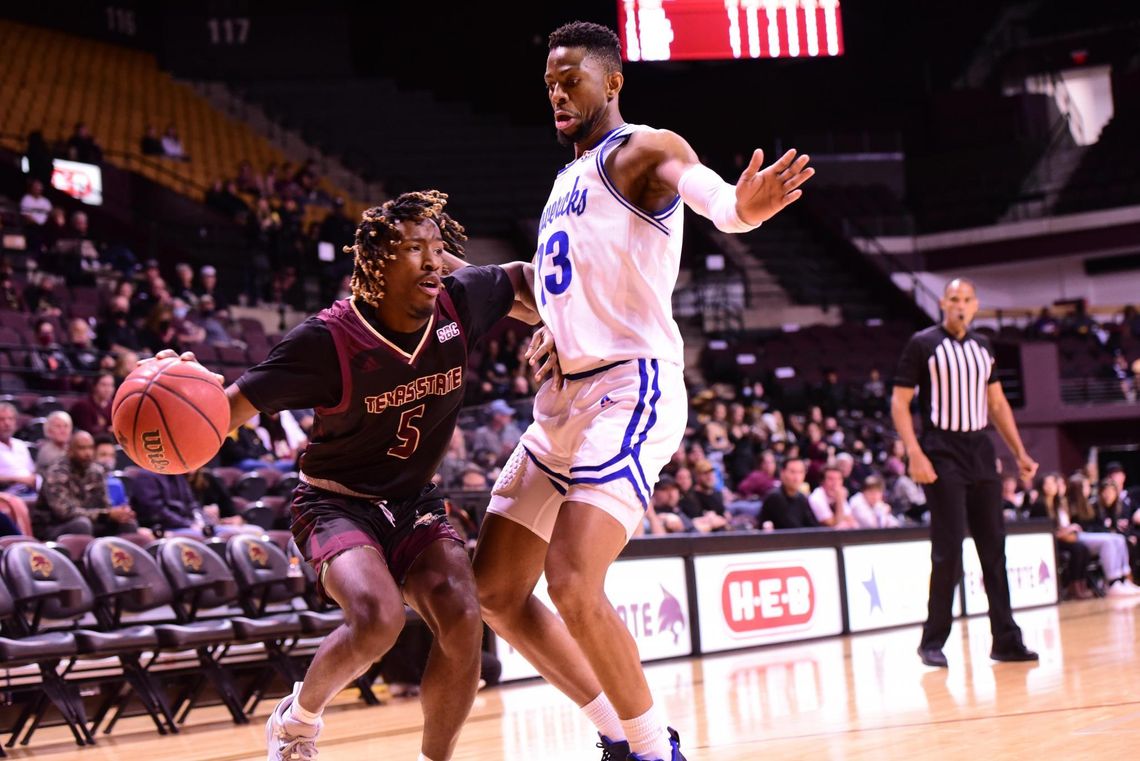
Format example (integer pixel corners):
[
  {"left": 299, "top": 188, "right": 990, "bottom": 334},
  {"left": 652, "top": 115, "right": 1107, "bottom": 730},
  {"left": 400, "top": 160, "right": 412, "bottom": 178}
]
[
  {"left": 402, "top": 538, "right": 483, "bottom": 761},
  {"left": 267, "top": 545, "right": 405, "bottom": 759},
  {"left": 920, "top": 469, "right": 968, "bottom": 660},
  {"left": 964, "top": 478, "right": 1031, "bottom": 657},
  {"left": 474, "top": 513, "right": 605, "bottom": 705}
]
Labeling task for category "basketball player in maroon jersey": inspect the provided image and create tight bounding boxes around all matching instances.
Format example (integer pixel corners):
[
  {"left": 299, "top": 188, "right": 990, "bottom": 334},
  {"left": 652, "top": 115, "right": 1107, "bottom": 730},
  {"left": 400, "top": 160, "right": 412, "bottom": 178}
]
[{"left": 158, "top": 190, "right": 540, "bottom": 761}]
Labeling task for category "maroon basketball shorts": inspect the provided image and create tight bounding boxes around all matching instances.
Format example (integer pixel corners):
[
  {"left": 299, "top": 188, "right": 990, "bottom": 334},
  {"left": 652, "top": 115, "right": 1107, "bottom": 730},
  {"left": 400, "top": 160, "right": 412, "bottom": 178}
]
[{"left": 290, "top": 482, "right": 461, "bottom": 598}]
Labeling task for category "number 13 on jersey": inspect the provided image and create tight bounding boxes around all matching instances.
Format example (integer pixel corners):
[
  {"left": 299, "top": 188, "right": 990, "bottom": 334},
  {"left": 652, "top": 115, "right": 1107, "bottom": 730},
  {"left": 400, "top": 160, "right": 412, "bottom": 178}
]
[{"left": 537, "top": 231, "right": 572, "bottom": 306}]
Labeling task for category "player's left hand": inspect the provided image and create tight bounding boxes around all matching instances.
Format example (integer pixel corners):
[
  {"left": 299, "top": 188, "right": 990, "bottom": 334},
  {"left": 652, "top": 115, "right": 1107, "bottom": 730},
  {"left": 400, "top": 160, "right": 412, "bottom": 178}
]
[
  {"left": 1016, "top": 453, "right": 1038, "bottom": 483},
  {"left": 525, "top": 326, "right": 564, "bottom": 389},
  {"left": 141, "top": 348, "right": 226, "bottom": 386},
  {"left": 735, "top": 148, "right": 815, "bottom": 225}
]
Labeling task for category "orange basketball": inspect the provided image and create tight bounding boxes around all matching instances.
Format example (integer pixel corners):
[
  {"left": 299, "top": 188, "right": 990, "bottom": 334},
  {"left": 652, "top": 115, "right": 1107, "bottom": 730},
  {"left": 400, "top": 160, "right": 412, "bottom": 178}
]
[{"left": 111, "top": 357, "right": 230, "bottom": 474}]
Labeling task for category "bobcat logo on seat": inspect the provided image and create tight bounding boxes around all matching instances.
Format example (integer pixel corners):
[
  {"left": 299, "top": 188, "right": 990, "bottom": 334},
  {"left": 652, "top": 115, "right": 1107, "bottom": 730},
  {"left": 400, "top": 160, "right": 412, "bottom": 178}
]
[
  {"left": 29, "top": 550, "right": 53, "bottom": 578},
  {"left": 110, "top": 545, "right": 134, "bottom": 573},
  {"left": 248, "top": 544, "right": 269, "bottom": 567},
  {"left": 180, "top": 546, "right": 203, "bottom": 572}
]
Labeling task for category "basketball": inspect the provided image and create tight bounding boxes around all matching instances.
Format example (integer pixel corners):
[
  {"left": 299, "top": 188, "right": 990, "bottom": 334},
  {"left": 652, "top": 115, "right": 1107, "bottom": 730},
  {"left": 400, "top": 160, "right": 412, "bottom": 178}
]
[{"left": 111, "top": 357, "right": 230, "bottom": 475}]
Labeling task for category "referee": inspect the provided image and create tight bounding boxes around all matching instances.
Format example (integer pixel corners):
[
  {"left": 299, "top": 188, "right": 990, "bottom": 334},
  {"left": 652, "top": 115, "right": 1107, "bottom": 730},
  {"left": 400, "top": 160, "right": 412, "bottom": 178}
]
[{"left": 891, "top": 278, "right": 1039, "bottom": 668}]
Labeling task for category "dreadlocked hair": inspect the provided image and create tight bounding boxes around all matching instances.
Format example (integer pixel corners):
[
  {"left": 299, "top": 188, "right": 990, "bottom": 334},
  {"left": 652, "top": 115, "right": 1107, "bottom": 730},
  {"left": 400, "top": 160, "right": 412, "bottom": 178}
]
[
  {"left": 344, "top": 189, "right": 467, "bottom": 307},
  {"left": 549, "top": 21, "right": 622, "bottom": 72}
]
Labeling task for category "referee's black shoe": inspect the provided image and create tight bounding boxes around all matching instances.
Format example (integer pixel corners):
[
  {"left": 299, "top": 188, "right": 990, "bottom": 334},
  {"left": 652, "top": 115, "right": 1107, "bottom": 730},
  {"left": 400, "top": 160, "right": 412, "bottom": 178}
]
[
  {"left": 990, "top": 643, "right": 1039, "bottom": 662},
  {"left": 917, "top": 647, "right": 948, "bottom": 668}
]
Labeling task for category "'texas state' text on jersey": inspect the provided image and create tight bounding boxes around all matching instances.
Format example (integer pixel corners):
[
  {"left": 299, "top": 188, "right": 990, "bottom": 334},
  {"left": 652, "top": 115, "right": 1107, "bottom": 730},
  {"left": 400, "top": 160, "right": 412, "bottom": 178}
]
[
  {"left": 893, "top": 325, "right": 997, "bottom": 433},
  {"left": 298, "top": 294, "right": 467, "bottom": 499},
  {"left": 535, "top": 123, "right": 685, "bottom": 374}
]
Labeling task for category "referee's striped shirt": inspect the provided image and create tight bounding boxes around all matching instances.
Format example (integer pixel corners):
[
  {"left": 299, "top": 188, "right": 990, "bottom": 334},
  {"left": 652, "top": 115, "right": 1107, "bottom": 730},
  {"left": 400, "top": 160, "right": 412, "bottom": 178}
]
[{"left": 892, "top": 326, "right": 996, "bottom": 433}]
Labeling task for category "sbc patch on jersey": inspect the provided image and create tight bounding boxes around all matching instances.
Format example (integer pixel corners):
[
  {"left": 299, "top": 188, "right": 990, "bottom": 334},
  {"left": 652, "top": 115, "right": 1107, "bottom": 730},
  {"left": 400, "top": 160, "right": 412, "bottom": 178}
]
[{"left": 436, "top": 322, "right": 461, "bottom": 343}]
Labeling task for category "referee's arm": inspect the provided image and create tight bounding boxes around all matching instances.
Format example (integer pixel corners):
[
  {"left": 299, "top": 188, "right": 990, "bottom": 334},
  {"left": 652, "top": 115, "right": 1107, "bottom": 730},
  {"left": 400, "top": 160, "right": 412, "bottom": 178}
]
[
  {"left": 986, "top": 381, "right": 1039, "bottom": 482},
  {"left": 890, "top": 386, "right": 938, "bottom": 485}
]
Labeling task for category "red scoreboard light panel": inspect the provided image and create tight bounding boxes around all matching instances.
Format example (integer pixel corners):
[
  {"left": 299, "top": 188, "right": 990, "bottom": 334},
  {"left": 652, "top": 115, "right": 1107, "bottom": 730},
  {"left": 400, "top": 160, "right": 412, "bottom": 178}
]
[{"left": 618, "top": 0, "right": 844, "bottom": 62}]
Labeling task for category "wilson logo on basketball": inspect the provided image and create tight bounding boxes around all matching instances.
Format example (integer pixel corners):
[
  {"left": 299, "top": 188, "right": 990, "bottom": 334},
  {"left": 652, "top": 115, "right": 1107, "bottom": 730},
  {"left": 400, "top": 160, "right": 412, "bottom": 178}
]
[
  {"left": 721, "top": 566, "right": 814, "bottom": 633},
  {"left": 110, "top": 545, "right": 134, "bottom": 572},
  {"left": 29, "top": 550, "right": 53, "bottom": 578},
  {"left": 180, "top": 547, "right": 203, "bottom": 571},
  {"left": 141, "top": 429, "right": 171, "bottom": 471},
  {"left": 248, "top": 544, "right": 269, "bottom": 567}
]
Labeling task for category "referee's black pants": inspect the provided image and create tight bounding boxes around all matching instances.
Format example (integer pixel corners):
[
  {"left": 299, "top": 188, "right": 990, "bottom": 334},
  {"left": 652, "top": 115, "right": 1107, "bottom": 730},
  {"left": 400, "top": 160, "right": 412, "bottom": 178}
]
[{"left": 919, "top": 430, "right": 1023, "bottom": 652}]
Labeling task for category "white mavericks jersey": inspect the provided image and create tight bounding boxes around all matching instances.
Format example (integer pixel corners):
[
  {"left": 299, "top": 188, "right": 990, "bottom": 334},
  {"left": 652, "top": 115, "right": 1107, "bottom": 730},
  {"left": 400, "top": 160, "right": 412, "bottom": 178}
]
[{"left": 533, "top": 123, "right": 684, "bottom": 374}]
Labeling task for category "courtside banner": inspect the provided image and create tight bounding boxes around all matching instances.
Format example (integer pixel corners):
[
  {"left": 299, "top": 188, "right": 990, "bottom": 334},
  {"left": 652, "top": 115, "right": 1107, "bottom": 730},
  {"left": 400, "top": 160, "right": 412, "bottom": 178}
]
[
  {"left": 962, "top": 533, "right": 1058, "bottom": 614},
  {"left": 843, "top": 540, "right": 961, "bottom": 632},
  {"left": 496, "top": 557, "right": 693, "bottom": 682},
  {"left": 694, "top": 549, "right": 842, "bottom": 653}
]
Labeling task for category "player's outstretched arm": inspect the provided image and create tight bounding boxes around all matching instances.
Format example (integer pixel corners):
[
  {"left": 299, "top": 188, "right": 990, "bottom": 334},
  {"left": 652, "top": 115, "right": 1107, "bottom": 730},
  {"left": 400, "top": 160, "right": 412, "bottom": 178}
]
[
  {"left": 502, "top": 261, "right": 540, "bottom": 325},
  {"left": 630, "top": 130, "right": 814, "bottom": 231}
]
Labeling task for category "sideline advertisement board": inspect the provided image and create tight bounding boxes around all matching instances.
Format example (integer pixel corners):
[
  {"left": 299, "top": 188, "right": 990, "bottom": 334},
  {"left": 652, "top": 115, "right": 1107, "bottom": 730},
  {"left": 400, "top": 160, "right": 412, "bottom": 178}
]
[
  {"left": 843, "top": 540, "right": 961, "bottom": 632},
  {"left": 962, "top": 533, "right": 1058, "bottom": 614}
]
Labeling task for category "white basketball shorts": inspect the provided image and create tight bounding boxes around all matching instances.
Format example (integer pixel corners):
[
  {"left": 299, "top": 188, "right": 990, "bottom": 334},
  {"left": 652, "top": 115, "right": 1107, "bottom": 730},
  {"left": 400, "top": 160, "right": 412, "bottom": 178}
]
[{"left": 487, "top": 358, "right": 686, "bottom": 542}]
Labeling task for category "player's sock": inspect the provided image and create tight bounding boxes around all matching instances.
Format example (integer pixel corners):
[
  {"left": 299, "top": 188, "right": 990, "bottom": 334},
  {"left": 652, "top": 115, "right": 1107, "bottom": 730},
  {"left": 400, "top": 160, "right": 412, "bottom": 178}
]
[
  {"left": 417, "top": 754, "right": 439, "bottom": 761},
  {"left": 582, "top": 692, "right": 625, "bottom": 741},
  {"left": 622, "top": 704, "right": 672, "bottom": 761},
  {"left": 288, "top": 697, "right": 322, "bottom": 727}
]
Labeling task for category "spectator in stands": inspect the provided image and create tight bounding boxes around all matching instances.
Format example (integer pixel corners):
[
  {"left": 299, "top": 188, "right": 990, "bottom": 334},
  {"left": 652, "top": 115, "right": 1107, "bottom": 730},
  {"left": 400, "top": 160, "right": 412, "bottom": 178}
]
[
  {"left": 862, "top": 368, "right": 887, "bottom": 414},
  {"left": 809, "top": 465, "right": 857, "bottom": 529},
  {"left": 672, "top": 466, "right": 701, "bottom": 519},
  {"left": 137, "top": 303, "right": 185, "bottom": 355},
  {"left": 318, "top": 197, "right": 356, "bottom": 249},
  {"left": 736, "top": 450, "right": 779, "bottom": 499},
  {"left": 759, "top": 458, "right": 819, "bottom": 530},
  {"left": 1067, "top": 472, "right": 1140, "bottom": 596},
  {"left": 885, "top": 455, "right": 926, "bottom": 521},
  {"left": 34, "top": 410, "right": 72, "bottom": 471},
  {"left": 1001, "top": 474, "right": 1024, "bottom": 520},
  {"left": 111, "top": 350, "right": 139, "bottom": 386},
  {"left": 33, "top": 430, "right": 142, "bottom": 540},
  {"left": 93, "top": 434, "right": 128, "bottom": 507},
  {"left": 171, "top": 263, "right": 198, "bottom": 306},
  {"left": 186, "top": 467, "right": 249, "bottom": 531},
  {"left": 0, "top": 270, "right": 26, "bottom": 311},
  {"left": 816, "top": 369, "right": 849, "bottom": 416},
  {"left": 1027, "top": 472, "right": 1093, "bottom": 599},
  {"left": 130, "top": 469, "right": 208, "bottom": 536},
  {"left": 458, "top": 465, "right": 489, "bottom": 491},
  {"left": 1104, "top": 461, "right": 1134, "bottom": 513},
  {"left": 196, "top": 264, "right": 228, "bottom": 310},
  {"left": 849, "top": 475, "right": 899, "bottom": 529},
  {"left": 472, "top": 399, "right": 522, "bottom": 467},
  {"left": 1096, "top": 478, "right": 1139, "bottom": 566},
  {"left": 40, "top": 207, "right": 69, "bottom": 250},
  {"left": 255, "top": 411, "right": 306, "bottom": 469},
  {"left": 1110, "top": 352, "right": 1136, "bottom": 402},
  {"left": 436, "top": 429, "right": 470, "bottom": 490},
  {"left": 97, "top": 295, "right": 142, "bottom": 353},
  {"left": 19, "top": 179, "right": 52, "bottom": 226},
  {"left": 69, "top": 372, "right": 115, "bottom": 437},
  {"left": 1061, "top": 300, "right": 1099, "bottom": 340},
  {"left": 221, "top": 416, "right": 275, "bottom": 471},
  {"left": 642, "top": 475, "right": 691, "bottom": 534},
  {"left": 688, "top": 460, "right": 729, "bottom": 531},
  {"left": 25, "top": 130, "right": 53, "bottom": 188},
  {"left": 65, "top": 317, "right": 103, "bottom": 377},
  {"left": 1028, "top": 307, "right": 1059, "bottom": 339},
  {"left": 66, "top": 122, "right": 103, "bottom": 164},
  {"left": 23, "top": 272, "right": 62, "bottom": 317},
  {"left": 195, "top": 294, "right": 235, "bottom": 346},
  {"left": 161, "top": 125, "right": 188, "bottom": 160},
  {"left": 0, "top": 404, "right": 36, "bottom": 501},
  {"left": 1121, "top": 305, "right": 1140, "bottom": 339},
  {"left": 140, "top": 125, "right": 163, "bottom": 156},
  {"left": 51, "top": 210, "right": 103, "bottom": 286},
  {"left": 27, "top": 317, "right": 74, "bottom": 390},
  {"left": 834, "top": 451, "right": 862, "bottom": 494}
]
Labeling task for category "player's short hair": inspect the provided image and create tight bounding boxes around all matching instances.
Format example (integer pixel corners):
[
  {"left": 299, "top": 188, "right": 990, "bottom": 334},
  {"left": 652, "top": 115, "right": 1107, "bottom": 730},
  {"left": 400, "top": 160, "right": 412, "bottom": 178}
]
[
  {"left": 549, "top": 21, "right": 622, "bottom": 73},
  {"left": 345, "top": 190, "right": 467, "bottom": 307}
]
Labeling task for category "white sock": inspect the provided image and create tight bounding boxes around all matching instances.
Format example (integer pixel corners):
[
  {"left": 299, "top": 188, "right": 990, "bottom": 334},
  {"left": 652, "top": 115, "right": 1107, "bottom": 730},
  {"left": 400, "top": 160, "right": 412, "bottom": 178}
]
[
  {"left": 288, "top": 683, "right": 322, "bottom": 726},
  {"left": 621, "top": 705, "right": 672, "bottom": 760},
  {"left": 581, "top": 693, "right": 625, "bottom": 741},
  {"left": 417, "top": 754, "right": 439, "bottom": 761}
]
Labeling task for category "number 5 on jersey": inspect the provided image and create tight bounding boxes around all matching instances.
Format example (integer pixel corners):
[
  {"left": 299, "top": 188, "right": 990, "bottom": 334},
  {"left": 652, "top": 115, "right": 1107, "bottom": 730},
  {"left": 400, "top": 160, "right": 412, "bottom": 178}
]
[
  {"left": 388, "top": 404, "right": 425, "bottom": 459},
  {"left": 538, "top": 230, "right": 572, "bottom": 305}
]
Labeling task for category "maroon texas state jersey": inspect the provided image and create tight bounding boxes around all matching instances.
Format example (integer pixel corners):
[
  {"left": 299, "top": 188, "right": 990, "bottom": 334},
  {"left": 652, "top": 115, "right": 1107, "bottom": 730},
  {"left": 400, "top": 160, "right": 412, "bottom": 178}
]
[{"left": 297, "top": 293, "right": 469, "bottom": 499}]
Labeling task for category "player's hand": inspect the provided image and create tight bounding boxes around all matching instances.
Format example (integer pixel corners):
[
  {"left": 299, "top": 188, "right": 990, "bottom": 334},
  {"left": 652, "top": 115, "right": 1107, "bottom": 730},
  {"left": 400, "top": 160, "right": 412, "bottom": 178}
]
[
  {"left": 141, "top": 348, "right": 225, "bottom": 385},
  {"left": 908, "top": 452, "right": 938, "bottom": 484},
  {"left": 1016, "top": 453, "right": 1038, "bottom": 483},
  {"left": 526, "top": 326, "right": 564, "bottom": 389},
  {"left": 735, "top": 148, "right": 815, "bottom": 225}
]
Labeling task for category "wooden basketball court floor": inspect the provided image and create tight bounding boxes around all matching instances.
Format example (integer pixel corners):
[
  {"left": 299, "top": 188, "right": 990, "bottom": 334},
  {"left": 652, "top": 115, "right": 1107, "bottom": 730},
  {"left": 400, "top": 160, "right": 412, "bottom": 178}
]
[{"left": 18, "top": 596, "right": 1140, "bottom": 760}]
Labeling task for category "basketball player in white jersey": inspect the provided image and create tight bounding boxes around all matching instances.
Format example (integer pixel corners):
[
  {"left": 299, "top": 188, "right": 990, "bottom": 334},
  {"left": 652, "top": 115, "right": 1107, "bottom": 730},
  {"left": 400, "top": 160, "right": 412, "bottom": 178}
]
[{"left": 473, "top": 21, "right": 814, "bottom": 761}]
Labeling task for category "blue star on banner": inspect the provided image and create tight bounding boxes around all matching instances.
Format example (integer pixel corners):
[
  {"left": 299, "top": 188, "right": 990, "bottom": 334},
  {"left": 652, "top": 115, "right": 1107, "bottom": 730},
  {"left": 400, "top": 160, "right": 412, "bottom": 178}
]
[{"left": 863, "top": 568, "right": 883, "bottom": 614}]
